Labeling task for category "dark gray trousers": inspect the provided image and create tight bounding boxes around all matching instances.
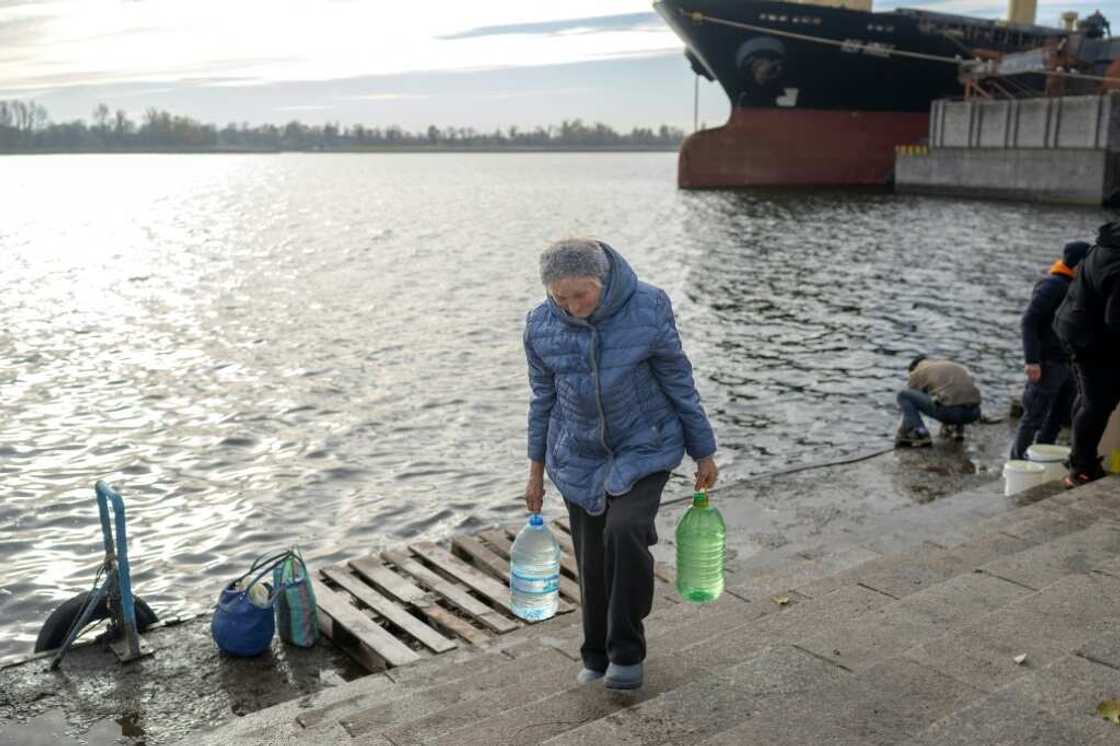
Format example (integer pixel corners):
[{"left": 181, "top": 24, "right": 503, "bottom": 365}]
[
  {"left": 1069, "top": 357, "right": 1120, "bottom": 472},
  {"left": 565, "top": 471, "right": 669, "bottom": 671}
]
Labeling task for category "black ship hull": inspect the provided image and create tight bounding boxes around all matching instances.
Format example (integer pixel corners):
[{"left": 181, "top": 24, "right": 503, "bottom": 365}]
[{"left": 655, "top": 0, "right": 1067, "bottom": 185}]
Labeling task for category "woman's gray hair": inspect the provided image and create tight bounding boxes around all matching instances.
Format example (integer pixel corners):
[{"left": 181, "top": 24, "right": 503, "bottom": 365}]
[{"left": 539, "top": 239, "right": 610, "bottom": 287}]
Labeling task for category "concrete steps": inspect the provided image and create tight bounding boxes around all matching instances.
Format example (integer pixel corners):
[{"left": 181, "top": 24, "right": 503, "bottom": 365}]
[
  {"left": 190, "top": 638, "right": 552, "bottom": 744},
  {"left": 186, "top": 477, "right": 1120, "bottom": 745}
]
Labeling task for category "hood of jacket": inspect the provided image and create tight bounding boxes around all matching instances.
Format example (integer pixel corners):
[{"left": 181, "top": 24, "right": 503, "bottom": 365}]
[{"left": 546, "top": 242, "right": 637, "bottom": 327}]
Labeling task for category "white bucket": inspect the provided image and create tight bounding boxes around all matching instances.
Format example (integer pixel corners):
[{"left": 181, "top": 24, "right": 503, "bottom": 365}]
[
  {"left": 1026, "top": 444, "right": 1070, "bottom": 484},
  {"left": 1003, "top": 460, "right": 1047, "bottom": 496}
]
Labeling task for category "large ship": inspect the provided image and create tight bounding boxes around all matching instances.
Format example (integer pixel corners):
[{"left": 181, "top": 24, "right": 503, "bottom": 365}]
[{"left": 653, "top": 0, "right": 1114, "bottom": 186}]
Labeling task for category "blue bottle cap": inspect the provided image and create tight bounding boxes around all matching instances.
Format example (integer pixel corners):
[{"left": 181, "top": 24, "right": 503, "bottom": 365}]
[{"left": 529, "top": 513, "right": 544, "bottom": 527}]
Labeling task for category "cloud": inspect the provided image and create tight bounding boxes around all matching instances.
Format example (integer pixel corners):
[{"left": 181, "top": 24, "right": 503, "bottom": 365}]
[
  {"left": 0, "top": 56, "right": 302, "bottom": 92},
  {"left": 471, "top": 86, "right": 593, "bottom": 100},
  {"left": 338, "top": 92, "right": 430, "bottom": 101},
  {"left": 0, "top": 0, "right": 64, "bottom": 7},
  {"left": 0, "top": 14, "right": 48, "bottom": 46},
  {"left": 9, "top": 49, "right": 725, "bottom": 132},
  {"left": 439, "top": 12, "right": 661, "bottom": 40}
]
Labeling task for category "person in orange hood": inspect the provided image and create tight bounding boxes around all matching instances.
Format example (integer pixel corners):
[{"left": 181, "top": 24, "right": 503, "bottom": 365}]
[{"left": 1009, "top": 240, "right": 1090, "bottom": 460}]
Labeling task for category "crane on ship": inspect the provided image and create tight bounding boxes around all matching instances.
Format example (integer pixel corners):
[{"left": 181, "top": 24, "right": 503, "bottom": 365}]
[{"left": 958, "top": 8, "right": 1120, "bottom": 99}]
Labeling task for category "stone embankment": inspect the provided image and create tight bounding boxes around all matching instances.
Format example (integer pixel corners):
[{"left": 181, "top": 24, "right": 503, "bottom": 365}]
[{"left": 191, "top": 476, "right": 1120, "bottom": 745}]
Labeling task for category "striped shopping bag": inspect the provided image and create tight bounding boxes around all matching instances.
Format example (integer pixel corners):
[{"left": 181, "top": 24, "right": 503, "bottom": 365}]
[{"left": 272, "top": 547, "right": 320, "bottom": 647}]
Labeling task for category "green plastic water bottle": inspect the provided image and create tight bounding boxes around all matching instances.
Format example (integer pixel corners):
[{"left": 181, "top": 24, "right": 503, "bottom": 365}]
[{"left": 675, "top": 491, "right": 725, "bottom": 603}]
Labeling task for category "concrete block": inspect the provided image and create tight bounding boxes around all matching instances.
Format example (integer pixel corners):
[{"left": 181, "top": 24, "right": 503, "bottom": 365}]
[
  {"left": 1074, "top": 632, "right": 1120, "bottom": 670},
  {"left": 635, "top": 590, "right": 769, "bottom": 661},
  {"left": 442, "top": 683, "right": 647, "bottom": 745},
  {"left": 668, "top": 617, "right": 776, "bottom": 673},
  {"left": 796, "top": 603, "right": 942, "bottom": 671},
  {"left": 1000, "top": 654, "right": 1120, "bottom": 724},
  {"left": 808, "top": 658, "right": 986, "bottom": 745},
  {"left": 905, "top": 686, "right": 1113, "bottom": 745},
  {"left": 1012, "top": 572, "right": 1120, "bottom": 649},
  {"left": 1063, "top": 482, "right": 1120, "bottom": 521},
  {"left": 1092, "top": 554, "right": 1120, "bottom": 577},
  {"left": 800, "top": 542, "right": 967, "bottom": 601},
  {"left": 979, "top": 522, "right": 1120, "bottom": 589},
  {"left": 941, "top": 102, "right": 973, "bottom": 148},
  {"left": 1016, "top": 98, "right": 1053, "bottom": 147},
  {"left": 643, "top": 588, "right": 878, "bottom": 679},
  {"left": 902, "top": 575, "right": 1120, "bottom": 693},
  {"left": 895, "top": 148, "right": 1112, "bottom": 205},
  {"left": 904, "top": 623, "right": 1066, "bottom": 696},
  {"left": 978, "top": 100, "right": 1011, "bottom": 148},
  {"left": 997, "top": 503, "right": 1098, "bottom": 543},
  {"left": 897, "top": 572, "right": 1034, "bottom": 628},
  {"left": 341, "top": 675, "right": 487, "bottom": 736},
  {"left": 749, "top": 585, "right": 895, "bottom": 643},
  {"left": 965, "top": 503, "right": 1054, "bottom": 536},
  {"left": 243, "top": 720, "right": 366, "bottom": 746},
  {"left": 939, "top": 531, "right": 1034, "bottom": 571},
  {"left": 725, "top": 545, "right": 883, "bottom": 599},
  {"left": 363, "top": 649, "right": 579, "bottom": 742},
  {"left": 697, "top": 694, "right": 872, "bottom": 745},
  {"left": 1056, "top": 95, "right": 1102, "bottom": 148}
]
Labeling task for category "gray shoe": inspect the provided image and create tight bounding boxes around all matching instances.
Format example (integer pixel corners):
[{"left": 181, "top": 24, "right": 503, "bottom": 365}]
[
  {"left": 604, "top": 662, "right": 643, "bottom": 690},
  {"left": 576, "top": 667, "right": 605, "bottom": 685},
  {"left": 895, "top": 427, "right": 932, "bottom": 448}
]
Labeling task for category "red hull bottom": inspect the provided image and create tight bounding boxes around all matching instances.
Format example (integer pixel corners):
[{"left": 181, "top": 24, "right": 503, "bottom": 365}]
[{"left": 679, "top": 107, "right": 929, "bottom": 188}]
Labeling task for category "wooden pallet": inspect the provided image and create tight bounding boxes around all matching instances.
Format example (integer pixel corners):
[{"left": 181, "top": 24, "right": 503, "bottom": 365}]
[{"left": 315, "top": 518, "right": 678, "bottom": 672}]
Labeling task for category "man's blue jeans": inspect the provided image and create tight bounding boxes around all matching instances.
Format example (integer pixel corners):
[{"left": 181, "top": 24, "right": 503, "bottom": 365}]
[
  {"left": 1010, "top": 360, "right": 1074, "bottom": 460},
  {"left": 897, "top": 389, "right": 981, "bottom": 433}
]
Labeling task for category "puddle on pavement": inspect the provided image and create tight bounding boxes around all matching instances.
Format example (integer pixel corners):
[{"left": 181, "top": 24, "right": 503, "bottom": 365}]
[{"left": 0, "top": 710, "right": 145, "bottom": 746}]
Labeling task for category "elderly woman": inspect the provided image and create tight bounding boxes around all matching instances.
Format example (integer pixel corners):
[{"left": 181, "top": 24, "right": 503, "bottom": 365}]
[{"left": 523, "top": 238, "right": 718, "bottom": 690}]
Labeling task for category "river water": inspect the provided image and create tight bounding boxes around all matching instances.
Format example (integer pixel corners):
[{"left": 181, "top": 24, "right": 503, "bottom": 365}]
[{"left": 0, "top": 152, "right": 1108, "bottom": 662}]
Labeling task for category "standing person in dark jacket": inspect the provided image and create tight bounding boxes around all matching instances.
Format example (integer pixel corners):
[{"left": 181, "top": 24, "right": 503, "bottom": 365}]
[
  {"left": 1010, "top": 241, "right": 1091, "bottom": 460},
  {"left": 523, "top": 239, "right": 718, "bottom": 691},
  {"left": 1053, "top": 222, "right": 1120, "bottom": 487}
]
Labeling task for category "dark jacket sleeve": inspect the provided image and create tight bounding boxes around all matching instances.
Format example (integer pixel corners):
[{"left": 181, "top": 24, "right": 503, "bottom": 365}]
[
  {"left": 523, "top": 314, "right": 555, "bottom": 463},
  {"left": 649, "top": 291, "right": 717, "bottom": 461},
  {"left": 1021, "top": 277, "right": 1064, "bottom": 364},
  {"left": 1106, "top": 277, "right": 1120, "bottom": 333}
]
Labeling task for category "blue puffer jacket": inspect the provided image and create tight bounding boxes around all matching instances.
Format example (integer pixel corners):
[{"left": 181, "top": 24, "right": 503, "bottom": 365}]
[{"left": 523, "top": 244, "right": 717, "bottom": 515}]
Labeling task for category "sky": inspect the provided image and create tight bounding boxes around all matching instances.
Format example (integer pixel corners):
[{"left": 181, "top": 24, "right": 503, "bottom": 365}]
[{"left": 1, "top": 0, "right": 1117, "bottom": 132}]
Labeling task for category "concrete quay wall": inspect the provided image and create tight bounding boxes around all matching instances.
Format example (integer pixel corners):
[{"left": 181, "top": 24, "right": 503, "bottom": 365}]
[
  {"left": 928, "top": 92, "right": 1120, "bottom": 151},
  {"left": 900, "top": 93, "right": 1120, "bottom": 205},
  {"left": 895, "top": 147, "right": 1119, "bottom": 205}
]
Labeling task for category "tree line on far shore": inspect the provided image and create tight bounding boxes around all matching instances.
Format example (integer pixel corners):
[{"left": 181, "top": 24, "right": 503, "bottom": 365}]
[{"left": 0, "top": 100, "right": 687, "bottom": 153}]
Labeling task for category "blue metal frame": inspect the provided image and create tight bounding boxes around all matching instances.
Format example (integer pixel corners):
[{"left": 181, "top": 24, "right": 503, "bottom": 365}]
[
  {"left": 95, "top": 480, "right": 141, "bottom": 659},
  {"left": 48, "top": 480, "right": 144, "bottom": 669}
]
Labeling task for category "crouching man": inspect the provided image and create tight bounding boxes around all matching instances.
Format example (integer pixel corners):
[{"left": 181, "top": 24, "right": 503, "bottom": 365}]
[{"left": 896, "top": 356, "right": 982, "bottom": 448}]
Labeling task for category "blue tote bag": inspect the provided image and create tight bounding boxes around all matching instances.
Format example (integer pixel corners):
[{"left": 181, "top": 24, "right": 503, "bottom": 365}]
[{"left": 211, "top": 552, "right": 288, "bottom": 657}]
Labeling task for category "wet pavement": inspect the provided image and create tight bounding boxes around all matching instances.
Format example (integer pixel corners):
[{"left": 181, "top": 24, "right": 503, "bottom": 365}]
[
  {"left": 0, "top": 615, "right": 364, "bottom": 746},
  {"left": 656, "top": 415, "right": 1023, "bottom": 570}
]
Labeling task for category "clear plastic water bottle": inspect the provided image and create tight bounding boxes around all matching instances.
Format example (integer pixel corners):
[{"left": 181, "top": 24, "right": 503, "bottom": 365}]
[
  {"left": 509, "top": 513, "right": 561, "bottom": 621},
  {"left": 675, "top": 491, "right": 725, "bottom": 603}
]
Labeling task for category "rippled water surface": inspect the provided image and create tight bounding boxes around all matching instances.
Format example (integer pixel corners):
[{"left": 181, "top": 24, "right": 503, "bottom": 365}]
[{"left": 0, "top": 153, "right": 1109, "bottom": 662}]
